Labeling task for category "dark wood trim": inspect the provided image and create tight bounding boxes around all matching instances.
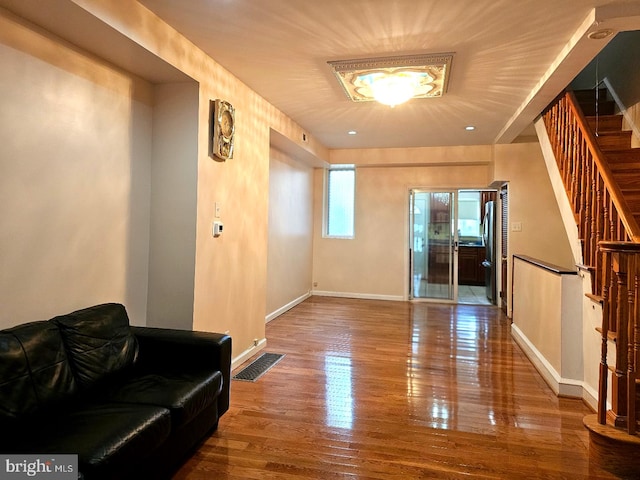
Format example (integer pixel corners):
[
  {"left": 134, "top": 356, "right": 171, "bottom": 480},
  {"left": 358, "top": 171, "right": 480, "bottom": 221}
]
[{"left": 513, "top": 254, "right": 578, "bottom": 275}]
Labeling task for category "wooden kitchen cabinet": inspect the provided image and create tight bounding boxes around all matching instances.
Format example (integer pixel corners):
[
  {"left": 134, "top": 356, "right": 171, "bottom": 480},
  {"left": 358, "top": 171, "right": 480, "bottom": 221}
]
[
  {"left": 458, "top": 246, "right": 486, "bottom": 285},
  {"left": 427, "top": 244, "right": 451, "bottom": 284}
]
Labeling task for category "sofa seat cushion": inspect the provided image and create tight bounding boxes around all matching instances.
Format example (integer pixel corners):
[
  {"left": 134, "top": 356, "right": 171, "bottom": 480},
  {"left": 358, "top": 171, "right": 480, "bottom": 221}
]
[
  {"left": 104, "top": 370, "right": 223, "bottom": 428},
  {"left": 21, "top": 402, "right": 171, "bottom": 476}
]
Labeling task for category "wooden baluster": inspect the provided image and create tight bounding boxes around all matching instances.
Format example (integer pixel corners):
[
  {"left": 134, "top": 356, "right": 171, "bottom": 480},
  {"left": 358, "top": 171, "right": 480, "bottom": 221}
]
[
  {"left": 573, "top": 120, "right": 580, "bottom": 204},
  {"left": 584, "top": 157, "right": 593, "bottom": 264},
  {"left": 610, "top": 248, "right": 619, "bottom": 336},
  {"left": 614, "top": 251, "right": 629, "bottom": 422},
  {"left": 591, "top": 163, "right": 599, "bottom": 269},
  {"left": 571, "top": 136, "right": 580, "bottom": 212},
  {"left": 578, "top": 146, "right": 588, "bottom": 239},
  {"left": 563, "top": 113, "right": 569, "bottom": 185},
  {"left": 577, "top": 125, "right": 584, "bottom": 214},
  {"left": 552, "top": 105, "right": 558, "bottom": 148},
  {"left": 576, "top": 139, "right": 587, "bottom": 213},
  {"left": 570, "top": 121, "right": 578, "bottom": 209},
  {"left": 577, "top": 139, "right": 585, "bottom": 216},
  {"left": 599, "top": 248, "right": 612, "bottom": 424},
  {"left": 602, "top": 189, "right": 609, "bottom": 242},
  {"left": 633, "top": 260, "right": 640, "bottom": 433},
  {"left": 595, "top": 181, "right": 603, "bottom": 292},
  {"left": 570, "top": 111, "right": 577, "bottom": 189},
  {"left": 558, "top": 99, "right": 564, "bottom": 146},
  {"left": 628, "top": 253, "right": 638, "bottom": 434}
]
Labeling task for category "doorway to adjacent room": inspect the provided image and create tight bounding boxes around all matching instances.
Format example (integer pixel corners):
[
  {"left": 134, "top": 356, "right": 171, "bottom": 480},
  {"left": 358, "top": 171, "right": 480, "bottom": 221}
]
[{"left": 409, "top": 189, "right": 497, "bottom": 305}]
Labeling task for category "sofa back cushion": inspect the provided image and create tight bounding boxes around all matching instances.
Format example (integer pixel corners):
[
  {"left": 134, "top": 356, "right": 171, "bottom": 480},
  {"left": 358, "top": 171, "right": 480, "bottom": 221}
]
[
  {"left": 0, "top": 321, "right": 77, "bottom": 425},
  {"left": 52, "top": 303, "right": 138, "bottom": 390}
]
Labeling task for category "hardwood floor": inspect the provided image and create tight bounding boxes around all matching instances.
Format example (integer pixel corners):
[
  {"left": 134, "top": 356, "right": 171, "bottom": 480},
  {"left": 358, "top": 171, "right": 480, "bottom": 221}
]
[{"left": 174, "top": 297, "right": 621, "bottom": 479}]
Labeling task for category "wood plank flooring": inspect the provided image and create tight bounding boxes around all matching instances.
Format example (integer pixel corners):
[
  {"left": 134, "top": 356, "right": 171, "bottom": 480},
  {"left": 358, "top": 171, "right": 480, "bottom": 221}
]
[{"left": 174, "top": 296, "right": 621, "bottom": 479}]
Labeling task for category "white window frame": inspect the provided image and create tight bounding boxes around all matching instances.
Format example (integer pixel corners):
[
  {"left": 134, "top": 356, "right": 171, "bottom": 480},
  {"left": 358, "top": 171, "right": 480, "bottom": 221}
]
[{"left": 324, "top": 166, "right": 355, "bottom": 239}]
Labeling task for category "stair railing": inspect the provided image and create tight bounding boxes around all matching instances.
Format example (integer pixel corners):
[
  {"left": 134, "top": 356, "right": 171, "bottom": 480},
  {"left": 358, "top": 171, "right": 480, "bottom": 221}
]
[
  {"left": 599, "top": 242, "right": 640, "bottom": 434},
  {"left": 542, "top": 90, "right": 640, "bottom": 434}
]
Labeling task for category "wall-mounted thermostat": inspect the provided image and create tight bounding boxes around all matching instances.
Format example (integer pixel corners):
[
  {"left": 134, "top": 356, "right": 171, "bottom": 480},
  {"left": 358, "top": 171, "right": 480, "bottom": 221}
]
[{"left": 213, "top": 221, "right": 224, "bottom": 237}]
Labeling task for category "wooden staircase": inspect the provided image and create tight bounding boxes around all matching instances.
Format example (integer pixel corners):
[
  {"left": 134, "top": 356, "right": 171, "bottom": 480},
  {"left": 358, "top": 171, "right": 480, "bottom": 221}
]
[
  {"left": 574, "top": 89, "right": 640, "bottom": 432},
  {"left": 542, "top": 88, "right": 640, "bottom": 477},
  {"left": 575, "top": 89, "right": 640, "bottom": 230}
]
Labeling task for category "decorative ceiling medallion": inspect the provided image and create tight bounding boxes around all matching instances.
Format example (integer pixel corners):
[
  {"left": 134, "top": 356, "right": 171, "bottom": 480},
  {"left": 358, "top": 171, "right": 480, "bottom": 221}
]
[{"left": 328, "top": 53, "right": 453, "bottom": 104}]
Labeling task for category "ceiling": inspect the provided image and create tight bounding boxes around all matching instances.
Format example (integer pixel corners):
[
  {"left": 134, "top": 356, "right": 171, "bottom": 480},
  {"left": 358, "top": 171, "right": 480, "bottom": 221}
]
[
  {"left": 2, "top": 0, "right": 640, "bottom": 150},
  {"left": 136, "top": 0, "right": 640, "bottom": 149}
]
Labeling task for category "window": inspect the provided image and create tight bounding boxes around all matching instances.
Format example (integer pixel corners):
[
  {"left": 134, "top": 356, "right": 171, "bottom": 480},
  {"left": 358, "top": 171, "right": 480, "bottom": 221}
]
[
  {"left": 457, "top": 191, "right": 481, "bottom": 239},
  {"left": 326, "top": 167, "right": 355, "bottom": 238}
]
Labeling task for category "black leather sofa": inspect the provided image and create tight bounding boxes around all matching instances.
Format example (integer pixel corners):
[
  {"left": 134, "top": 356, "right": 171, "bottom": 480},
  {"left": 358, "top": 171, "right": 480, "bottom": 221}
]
[{"left": 0, "top": 303, "right": 231, "bottom": 480}]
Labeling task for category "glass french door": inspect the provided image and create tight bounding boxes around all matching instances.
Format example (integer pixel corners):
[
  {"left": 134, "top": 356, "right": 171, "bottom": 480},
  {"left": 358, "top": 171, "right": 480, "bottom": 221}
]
[{"left": 410, "top": 190, "right": 457, "bottom": 301}]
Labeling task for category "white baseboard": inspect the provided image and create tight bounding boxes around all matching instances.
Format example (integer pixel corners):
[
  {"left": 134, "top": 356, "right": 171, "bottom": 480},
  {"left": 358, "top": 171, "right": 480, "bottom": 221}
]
[
  {"left": 582, "top": 382, "right": 599, "bottom": 412},
  {"left": 312, "top": 290, "right": 405, "bottom": 302},
  {"left": 265, "top": 291, "right": 312, "bottom": 323},
  {"left": 511, "top": 324, "right": 583, "bottom": 399},
  {"left": 231, "top": 338, "right": 267, "bottom": 370}
]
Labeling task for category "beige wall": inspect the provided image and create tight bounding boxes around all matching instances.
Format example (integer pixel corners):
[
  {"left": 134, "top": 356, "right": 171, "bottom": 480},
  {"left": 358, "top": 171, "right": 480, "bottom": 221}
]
[
  {"left": 511, "top": 257, "right": 583, "bottom": 397},
  {"left": 493, "top": 142, "right": 575, "bottom": 315},
  {"left": 312, "top": 143, "right": 574, "bottom": 306},
  {"left": 494, "top": 143, "right": 574, "bottom": 269},
  {"left": 0, "top": 9, "right": 153, "bottom": 327},
  {"left": 266, "top": 147, "right": 314, "bottom": 318},
  {"left": 146, "top": 82, "right": 199, "bottom": 330},
  {"left": 0, "top": 2, "right": 329, "bottom": 362},
  {"left": 313, "top": 147, "right": 493, "bottom": 298},
  {"left": 513, "top": 259, "right": 563, "bottom": 372},
  {"left": 622, "top": 103, "right": 640, "bottom": 148},
  {"left": 73, "top": 0, "right": 327, "bottom": 358},
  {"left": 1, "top": 1, "right": 578, "bottom": 368}
]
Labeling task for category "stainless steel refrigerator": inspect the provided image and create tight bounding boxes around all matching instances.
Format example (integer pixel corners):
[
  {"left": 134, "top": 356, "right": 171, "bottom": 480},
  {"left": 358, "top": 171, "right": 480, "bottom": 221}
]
[{"left": 482, "top": 201, "right": 496, "bottom": 304}]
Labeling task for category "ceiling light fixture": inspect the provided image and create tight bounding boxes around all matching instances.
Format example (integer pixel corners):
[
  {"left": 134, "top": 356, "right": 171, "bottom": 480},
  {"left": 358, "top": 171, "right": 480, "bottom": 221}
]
[
  {"left": 366, "top": 72, "right": 421, "bottom": 107},
  {"left": 348, "top": 130, "right": 357, "bottom": 135},
  {"left": 328, "top": 53, "right": 453, "bottom": 107},
  {"left": 465, "top": 125, "right": 476, "bottom": 131}
]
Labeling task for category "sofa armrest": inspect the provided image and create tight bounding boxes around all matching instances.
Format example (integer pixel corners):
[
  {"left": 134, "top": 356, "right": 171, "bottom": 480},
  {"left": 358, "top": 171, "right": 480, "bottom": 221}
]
[{"left": 131, "top": 326, "right": 232, "bottom": 415}]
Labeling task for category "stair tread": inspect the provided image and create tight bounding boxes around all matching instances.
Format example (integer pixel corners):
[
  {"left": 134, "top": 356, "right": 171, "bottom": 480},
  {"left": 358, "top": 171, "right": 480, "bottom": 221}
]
[
  {"left": 605, "top": 149, "right": 640, "bottom": 160},
  {"left": 580, "top": 101, "right": 617, "bottom": 116},
  {"left": 596, "top": 328, "right": 618, "bottom": 343},
  {"left": 606, "top": 151, "right": 640, "bottom": 168},
  {"left": 586, "top": 293, "right": 604, "bottom": 304},
  {"left": 596, "top": 131, "right": 633, "bottom": 138},
  {"left": 611, "top": 169, "right": 640, "bottom": 175},
  {"left": 586, "top": 115, "right": 623, "bottom": 131}
]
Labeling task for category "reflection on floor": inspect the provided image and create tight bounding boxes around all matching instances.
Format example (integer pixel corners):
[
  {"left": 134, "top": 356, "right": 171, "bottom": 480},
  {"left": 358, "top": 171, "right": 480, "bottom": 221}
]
[
  {"left": 413, "top": 278, "right": 492, "bottom": 305},
  {"left": 458, "top": 285, "right": 492, "bottom": 305},
  {"left": 175, "top": 297, "right": 612, "bottom": 479}
]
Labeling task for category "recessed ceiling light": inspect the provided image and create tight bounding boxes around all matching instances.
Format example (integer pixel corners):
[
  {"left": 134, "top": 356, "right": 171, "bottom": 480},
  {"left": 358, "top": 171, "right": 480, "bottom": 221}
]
[
  {"left": 588, "top": 29, "right": 614, "bottom": 40},
  {"left": 465, "top": 126, "right": 476, "bottom": 131},
  {"left": 348, "top": 130, "right": 357, "bottom": 135}
]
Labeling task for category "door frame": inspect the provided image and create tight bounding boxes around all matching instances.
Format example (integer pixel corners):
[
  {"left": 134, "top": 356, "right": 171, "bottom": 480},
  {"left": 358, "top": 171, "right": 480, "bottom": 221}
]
[
  {"left": 406, "top": 187, "right": 500, "bottom": 305},
  {"left": 408, "top": 189, "right": 458, "bottom": 303}
]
